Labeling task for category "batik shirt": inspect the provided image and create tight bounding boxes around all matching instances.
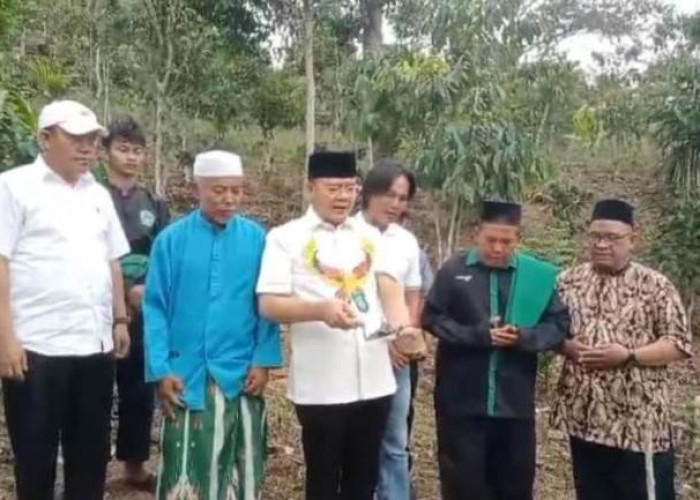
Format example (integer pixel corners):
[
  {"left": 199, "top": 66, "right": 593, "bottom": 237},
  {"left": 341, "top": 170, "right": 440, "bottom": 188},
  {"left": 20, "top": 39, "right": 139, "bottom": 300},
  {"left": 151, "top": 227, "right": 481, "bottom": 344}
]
[{"left": 552, "top": 262, "right": 692, "bottom": 452}]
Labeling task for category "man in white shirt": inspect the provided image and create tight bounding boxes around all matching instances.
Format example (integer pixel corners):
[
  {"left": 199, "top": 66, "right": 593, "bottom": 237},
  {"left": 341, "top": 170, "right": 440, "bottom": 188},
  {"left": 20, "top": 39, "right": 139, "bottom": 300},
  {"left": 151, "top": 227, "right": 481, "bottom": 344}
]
[
  {"left": 356, "top": 159, "right": 423, "bottom": 500},
  {"left": 0, "top": 100, "right": 130, "bottom": 500},
  {"left": 257, "top": 151, "right": 424, "bottom": 500}
]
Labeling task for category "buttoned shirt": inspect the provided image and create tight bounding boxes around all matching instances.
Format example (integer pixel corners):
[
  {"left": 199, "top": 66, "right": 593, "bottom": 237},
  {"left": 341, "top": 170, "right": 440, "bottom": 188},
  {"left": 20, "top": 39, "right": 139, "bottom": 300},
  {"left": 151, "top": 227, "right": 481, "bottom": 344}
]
[
  {"left": 0, "top": 156, "right": 130, "bottom": 356},
  {"left": 552, "top": 262, "right": 692, "bottom": 452},
  {"left": 256, "top": 208, "right": 398, "bottom": 405},
  {"left": 144, "top": 210, "right": 282, "bottom": 409}
]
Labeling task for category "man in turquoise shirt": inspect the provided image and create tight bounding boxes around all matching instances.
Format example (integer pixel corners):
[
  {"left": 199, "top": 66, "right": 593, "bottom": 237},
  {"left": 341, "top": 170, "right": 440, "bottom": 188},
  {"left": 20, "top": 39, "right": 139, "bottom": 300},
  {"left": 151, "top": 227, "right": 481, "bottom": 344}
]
[{"left": 144, "top": 150, "right": 282, "bottom": 500}]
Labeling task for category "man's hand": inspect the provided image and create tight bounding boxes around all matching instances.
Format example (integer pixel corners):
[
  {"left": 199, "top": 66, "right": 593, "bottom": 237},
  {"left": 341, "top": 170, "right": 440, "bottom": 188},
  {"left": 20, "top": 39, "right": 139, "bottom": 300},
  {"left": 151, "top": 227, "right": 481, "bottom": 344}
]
[
  {"left": 244, "top": 366, "right": 270, "bottom": 396},
  {"left": 113, "top": 324, "right": 131, "bottom": 359},
  {"left": 395, "top": 327, "right": 427, "bottom": 360},
  {"left": 491, "top": 325, "right": 519, "bottom": 348},
  {"left": 158, "top": 376, "right": 185, "bottom": 419},
  {"left": 127, "top": 285, "right": 145, "bottom": 312},
  {"left": 562, "top": 339, "right": 592, "bottom": 363},
  {"left": 579, "top": 343, "right": 630, "bottom": 370},
  {"left": 321, "top": 299, "right": 360, "bottom": 330},
  {"left": 0, "top": 334, "right": 27, "bottom": 381},
  {"left": 389, "top": 340, "right": 410, "bottom": 369}
]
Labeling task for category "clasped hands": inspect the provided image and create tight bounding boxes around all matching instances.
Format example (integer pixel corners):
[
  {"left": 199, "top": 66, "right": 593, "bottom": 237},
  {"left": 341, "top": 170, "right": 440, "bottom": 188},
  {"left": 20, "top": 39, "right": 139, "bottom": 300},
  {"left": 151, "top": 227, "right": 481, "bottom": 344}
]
[{"left": 564, "top": 339, "right": 630, "bottom": 370}]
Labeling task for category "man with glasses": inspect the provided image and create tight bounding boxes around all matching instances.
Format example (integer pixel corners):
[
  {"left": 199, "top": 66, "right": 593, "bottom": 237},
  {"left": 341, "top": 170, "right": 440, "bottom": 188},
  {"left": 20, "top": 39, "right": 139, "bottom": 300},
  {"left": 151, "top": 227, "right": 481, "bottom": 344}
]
[
  {"left": 257, "top": 151, "right": 424, "bottom": 500},
  {"left": 552, "top": 199, "right": 691, "bottom": 500},
  {"left": 0, "top": 100, "right": 130, "bottom": 500}
]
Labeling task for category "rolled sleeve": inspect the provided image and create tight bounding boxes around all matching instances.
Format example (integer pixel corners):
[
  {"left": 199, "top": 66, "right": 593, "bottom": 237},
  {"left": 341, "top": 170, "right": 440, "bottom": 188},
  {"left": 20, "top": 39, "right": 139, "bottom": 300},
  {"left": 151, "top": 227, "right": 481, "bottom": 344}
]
[
  {"left": 256, "top": 229, "right": 293, "bottom": 295},
  {"left": 374, "top": 238, "right": 401, "bottom": 283},
  {"left": 0, "top": 179, "right": 21, "bottom": 258},
  {"left": 654, "top": 278, "right": 692, "bottom": 357}
]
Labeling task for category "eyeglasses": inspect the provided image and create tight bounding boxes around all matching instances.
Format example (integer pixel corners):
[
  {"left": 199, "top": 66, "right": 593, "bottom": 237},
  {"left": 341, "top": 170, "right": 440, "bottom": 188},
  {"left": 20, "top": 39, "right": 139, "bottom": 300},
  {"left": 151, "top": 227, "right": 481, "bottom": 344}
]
[
  {"left": 587, "top": 232, "right": 633, "bottom": 244},
  {"left": 323, "top": 184, "right": 359, "bottom": 197}
]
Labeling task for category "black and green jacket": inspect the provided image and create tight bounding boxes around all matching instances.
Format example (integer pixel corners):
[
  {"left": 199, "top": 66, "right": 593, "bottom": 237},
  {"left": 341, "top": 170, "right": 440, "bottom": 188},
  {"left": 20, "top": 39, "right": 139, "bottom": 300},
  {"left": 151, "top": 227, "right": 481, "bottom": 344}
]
[
  {"left": 422, "top": 249, "right": 569, "bottom": 420},
  {"left": 104, "top": 182, "right": 170, "bottom": 287}
]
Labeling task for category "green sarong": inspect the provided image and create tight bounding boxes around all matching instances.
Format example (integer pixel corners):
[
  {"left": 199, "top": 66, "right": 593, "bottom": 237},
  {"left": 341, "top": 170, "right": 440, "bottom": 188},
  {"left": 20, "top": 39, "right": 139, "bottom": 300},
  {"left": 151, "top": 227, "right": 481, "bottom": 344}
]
[{"left": 156, "top": 383, "right": 268, "bottom": 500}]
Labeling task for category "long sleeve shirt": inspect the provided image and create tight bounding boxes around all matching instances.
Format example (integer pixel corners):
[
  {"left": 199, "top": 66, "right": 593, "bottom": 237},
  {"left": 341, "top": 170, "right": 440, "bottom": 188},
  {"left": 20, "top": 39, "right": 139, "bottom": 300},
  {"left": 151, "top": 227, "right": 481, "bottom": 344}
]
[
  {"left": 144, "top": 209, "right": 283, "bottom": 410},
  {"left": 422, "top": 250, "right": 569, "bottom": 420}
]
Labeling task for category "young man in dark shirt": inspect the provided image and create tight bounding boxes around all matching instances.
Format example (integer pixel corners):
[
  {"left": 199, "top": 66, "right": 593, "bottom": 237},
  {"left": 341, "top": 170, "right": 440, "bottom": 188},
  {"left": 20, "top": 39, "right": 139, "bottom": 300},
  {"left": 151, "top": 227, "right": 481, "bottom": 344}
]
[
  {"left": 103, "top": 117, "right": 169, "bottom": 490},
  {"left": 422, "top": 200, "right": 569, "bottom": 500}
]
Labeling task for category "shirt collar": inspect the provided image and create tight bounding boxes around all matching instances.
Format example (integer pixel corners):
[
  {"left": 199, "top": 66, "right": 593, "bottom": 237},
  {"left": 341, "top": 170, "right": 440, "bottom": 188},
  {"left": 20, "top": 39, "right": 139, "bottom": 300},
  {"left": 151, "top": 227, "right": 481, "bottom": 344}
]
[
  {"left": 106, "top": 179, "right": 139, "bottom": 198},
  {"left": 34, "top": 155, "right": 96, "bottom": 187},
  {"left": 466, "top": 249, "right": 517, "bottom": 269},
  {"left": 303, "top": 207, "right": 354, "bottom": 230},
  {"left": 196, "top": 208, "right": 238, "bottom": 232},
  {"left": 355, "top": 211, "right": 399, "bottom": 235}
]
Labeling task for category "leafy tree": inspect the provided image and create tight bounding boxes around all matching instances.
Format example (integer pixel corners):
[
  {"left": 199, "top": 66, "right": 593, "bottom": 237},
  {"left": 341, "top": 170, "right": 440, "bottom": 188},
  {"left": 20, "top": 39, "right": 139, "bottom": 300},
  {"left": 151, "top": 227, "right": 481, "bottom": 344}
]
[
  {"left": 649, "top": 199, "right": 700, "bottom": 317},
  {"left": 0, "top": 87, "right": 38, "bottom": 171},
  {"left": 249, "top": 70, "right": 305, "bottom": 169},
  {"left": 650, "top": 57, "right": 700, "bottom": 196}
]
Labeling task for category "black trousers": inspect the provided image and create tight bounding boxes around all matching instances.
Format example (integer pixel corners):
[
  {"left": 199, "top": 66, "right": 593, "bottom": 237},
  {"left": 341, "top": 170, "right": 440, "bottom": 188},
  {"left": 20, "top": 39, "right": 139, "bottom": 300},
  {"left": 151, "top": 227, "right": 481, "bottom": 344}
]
[
  {"left": 436, "top": 415, "right": 536, "bottom": 500},
  {"left": 2, "top": 350, "right": 115, "bottom": 500},
  {"left": 116, "top": 315, "right": 155, "bottom": 462},
  {"left": 295, "top": 396, "right": 392, "bottom": 500},
  {"left": 570, "top": 437, "right": 676, "bottom": 500}
]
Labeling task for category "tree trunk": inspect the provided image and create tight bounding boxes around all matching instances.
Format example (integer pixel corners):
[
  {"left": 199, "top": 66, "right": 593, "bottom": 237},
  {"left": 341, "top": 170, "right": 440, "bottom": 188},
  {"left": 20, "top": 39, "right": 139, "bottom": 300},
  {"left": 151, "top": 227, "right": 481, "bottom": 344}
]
[
  {"left": 445, "top": 197, "right": 462, "bottom": 259},
  {"left": 262, "top": 129, "right": 275, "bottom": 173},
  {"left": 303, "top": 0, "right": 315, "bottom": 201},
  {"left": 102, "top": 58, "right": 110, "bottom": 124},
  {"left": 362, "top": 0, "right": 384, "bottom": 57},
  {"left": 154, "top": 82, "right": 165, "bottom": 197},
  {"left": 433, "top": 204, "right": 444, "bottom": 264}
]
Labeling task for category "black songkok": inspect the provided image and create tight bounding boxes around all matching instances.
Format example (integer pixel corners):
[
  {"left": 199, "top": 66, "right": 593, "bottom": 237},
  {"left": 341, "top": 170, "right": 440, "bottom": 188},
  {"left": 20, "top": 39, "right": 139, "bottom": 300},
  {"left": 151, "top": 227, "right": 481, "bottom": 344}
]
[
  {"left": 591, "top": 199, "right": 634, "bottom": 226},
  {"left": 481, "top": 200, "right": 522, "bottom": 225},
  {"left": 308, "top": 151, "right": 357, "bottom": 180}
]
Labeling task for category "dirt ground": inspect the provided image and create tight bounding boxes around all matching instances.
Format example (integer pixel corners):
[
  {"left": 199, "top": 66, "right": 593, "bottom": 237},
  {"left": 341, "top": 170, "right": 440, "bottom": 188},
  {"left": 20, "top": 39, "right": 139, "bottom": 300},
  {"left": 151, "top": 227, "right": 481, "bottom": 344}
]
[{"left": 0, "top": 342, "right": 697, "bottom": 500}]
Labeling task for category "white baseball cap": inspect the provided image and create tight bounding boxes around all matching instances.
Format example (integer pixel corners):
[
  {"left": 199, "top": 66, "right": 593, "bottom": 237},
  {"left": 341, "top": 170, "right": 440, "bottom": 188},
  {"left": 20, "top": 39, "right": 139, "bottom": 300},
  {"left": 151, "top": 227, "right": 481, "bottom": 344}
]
[
  {"left": 38, "top": 100, "right": 107, "bottom": 136},
  {"left": 193, "top": 150, "right": 244, "bottom": 177}
]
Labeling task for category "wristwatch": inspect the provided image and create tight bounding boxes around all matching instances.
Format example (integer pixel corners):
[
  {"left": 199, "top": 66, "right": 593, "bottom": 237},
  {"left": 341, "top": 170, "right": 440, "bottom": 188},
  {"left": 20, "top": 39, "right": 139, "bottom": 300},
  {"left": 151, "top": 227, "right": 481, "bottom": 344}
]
[{"left": 624, "top": 349, "right": 638, "bottom": 367}]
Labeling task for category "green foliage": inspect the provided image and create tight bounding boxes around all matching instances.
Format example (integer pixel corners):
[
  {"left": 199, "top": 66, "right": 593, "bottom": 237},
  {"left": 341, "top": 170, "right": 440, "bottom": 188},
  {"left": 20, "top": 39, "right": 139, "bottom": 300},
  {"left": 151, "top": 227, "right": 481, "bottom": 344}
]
[
  {"left": 648, "top": 198, "right": 700, "bottom": 308},
  {"left": 522, "top": 180, "right": 591, "bottom": 268},
  {"left": 187, "top": 0, "right": 271, "bottom": 55},
  {"left": 0, "top": 87, "right": 38, "bottom": 171},
  {"left": 250, "top": 70, "right": 305, "bottom": 139},
  {"left": 522, "top": 223, "right": 579, "bottom": 269},
  {"left": 343, "top": 51, "right": 454, "bottom": 157},
  {"left": 533, "top": 180, "right": 593, "bottom": 235},
  {"left": 28, "top": 57, "right": 71, "bottom": 99},
  {"left": 595, "top": 77, "right": 649, "bottom": 147},
  {"left": 573, "top": 105, "right": 601, "bottom": 146},
  {"left": 650, "top": 58, "right": 700, "bottom": 196},
  {"left": 413, "top": 121, "right": 544, "bottom": 203},
  {"left": 505, "top": 60, "right": 586, "bottom": 139}
]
